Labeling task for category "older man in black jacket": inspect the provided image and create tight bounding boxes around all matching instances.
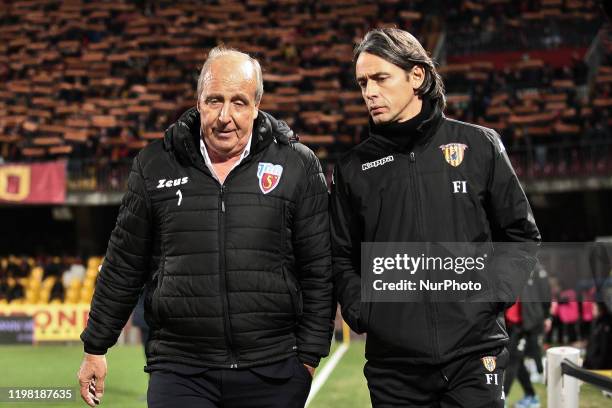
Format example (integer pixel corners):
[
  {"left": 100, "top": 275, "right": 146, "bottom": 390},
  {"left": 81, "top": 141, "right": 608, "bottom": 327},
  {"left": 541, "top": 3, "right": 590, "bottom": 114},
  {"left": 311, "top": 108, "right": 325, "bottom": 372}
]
[{"left": 78, "top": 46, "right": 333, "bottom": 408}]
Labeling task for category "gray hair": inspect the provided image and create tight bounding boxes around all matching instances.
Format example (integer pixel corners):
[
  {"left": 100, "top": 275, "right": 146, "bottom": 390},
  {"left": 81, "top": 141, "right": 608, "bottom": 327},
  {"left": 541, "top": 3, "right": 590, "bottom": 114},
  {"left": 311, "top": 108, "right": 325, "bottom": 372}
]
[
  {"left": 354, "top": 28, "right": 446, "bottom": 111},
  {"left": 196, "top": 45, "right": 264, "bottom": 104}
]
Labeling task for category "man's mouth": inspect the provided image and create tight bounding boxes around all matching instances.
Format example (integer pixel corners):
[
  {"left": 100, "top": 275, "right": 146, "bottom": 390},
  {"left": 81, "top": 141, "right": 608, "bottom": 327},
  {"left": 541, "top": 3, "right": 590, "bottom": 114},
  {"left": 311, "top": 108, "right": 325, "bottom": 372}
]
[
  {"left": 370, "top": 106, "right": 386, "bottom": 115},
  {"left": 215, "top": 129, "right": 236, "bottom": 136}
]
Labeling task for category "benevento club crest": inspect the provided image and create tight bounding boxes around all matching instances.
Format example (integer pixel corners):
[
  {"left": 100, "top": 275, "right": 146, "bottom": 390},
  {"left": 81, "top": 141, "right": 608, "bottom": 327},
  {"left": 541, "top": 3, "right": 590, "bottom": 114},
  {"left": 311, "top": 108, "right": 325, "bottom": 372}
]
[
  {"left": 257, "top": 163, "right": 283, "bottom": 194},
  {"left": 439, "top": 143, "right": 468, "bottom": 167},
  {"left": 481, "top": 356, "right": 497, "bottom": 372}
]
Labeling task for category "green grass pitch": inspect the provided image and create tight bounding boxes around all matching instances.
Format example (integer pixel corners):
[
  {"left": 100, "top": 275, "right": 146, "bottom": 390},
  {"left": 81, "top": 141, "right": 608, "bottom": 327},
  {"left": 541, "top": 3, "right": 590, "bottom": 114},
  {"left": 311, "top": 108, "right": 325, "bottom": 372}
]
[{"left": 0, "top": 342, "right": 609, "bottom": 407}]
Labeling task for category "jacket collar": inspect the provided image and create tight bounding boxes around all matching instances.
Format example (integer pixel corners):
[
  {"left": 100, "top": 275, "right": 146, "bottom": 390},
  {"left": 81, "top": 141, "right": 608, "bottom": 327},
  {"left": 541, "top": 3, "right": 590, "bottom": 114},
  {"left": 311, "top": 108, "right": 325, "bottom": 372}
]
[
  {"left": 368, "top": 97, "right": 445, "bottom": 151},
  {"left": 163, "top": 107, "right": 296, "bottom": 167}
]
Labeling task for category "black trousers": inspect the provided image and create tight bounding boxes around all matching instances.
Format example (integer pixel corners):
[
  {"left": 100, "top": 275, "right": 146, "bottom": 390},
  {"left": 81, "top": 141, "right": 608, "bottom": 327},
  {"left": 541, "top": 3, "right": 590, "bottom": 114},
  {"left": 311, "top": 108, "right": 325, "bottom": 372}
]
[
  {"left": 147, "top": 357, "right": 312, "bottom": 408},
  {"left": 364, "top": 347, "right": 508, "bottom": 408}
]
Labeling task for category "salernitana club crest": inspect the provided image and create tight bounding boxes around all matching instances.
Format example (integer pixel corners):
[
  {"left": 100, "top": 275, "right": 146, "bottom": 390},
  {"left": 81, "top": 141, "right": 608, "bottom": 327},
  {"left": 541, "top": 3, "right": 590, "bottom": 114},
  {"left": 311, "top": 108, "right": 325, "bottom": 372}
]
[
  {"left": 257, "top": 162, "right": 283, "bottom": 194},
  {"left": 481, "top": 356, "right": 497, "bottom": 372},
  {"left": 439, "top": 143, "right": 468, "bottom": 167}
]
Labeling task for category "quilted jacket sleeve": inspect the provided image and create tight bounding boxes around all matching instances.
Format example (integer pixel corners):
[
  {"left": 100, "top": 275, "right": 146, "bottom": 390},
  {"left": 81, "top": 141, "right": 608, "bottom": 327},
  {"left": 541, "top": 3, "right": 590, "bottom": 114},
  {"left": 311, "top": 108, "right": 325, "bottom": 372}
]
[
  {"left": 329, "top": 163, "right": 365, "bottom": 333},
  {"left": 484, "top": 130, "right": 541, "bottom": 310},
  {"left": 80, "top": 155, "right": 152, "bottom": 354},
  {"left": 292, "top": 144, "right": 334, "bottom": 368}
]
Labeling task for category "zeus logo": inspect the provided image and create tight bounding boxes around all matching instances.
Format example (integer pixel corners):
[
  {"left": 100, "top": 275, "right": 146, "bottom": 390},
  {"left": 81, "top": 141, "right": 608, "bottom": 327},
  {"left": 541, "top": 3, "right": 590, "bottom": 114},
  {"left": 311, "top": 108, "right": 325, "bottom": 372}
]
[
  {"left": 452, "top": 181, "right": 467, "bottom": 193},
  {"left": 157, "top": 177, "right": 188, "bottom": 189},
  {"left": 485, "top": 373, "right": 499, "bottom": 385}
]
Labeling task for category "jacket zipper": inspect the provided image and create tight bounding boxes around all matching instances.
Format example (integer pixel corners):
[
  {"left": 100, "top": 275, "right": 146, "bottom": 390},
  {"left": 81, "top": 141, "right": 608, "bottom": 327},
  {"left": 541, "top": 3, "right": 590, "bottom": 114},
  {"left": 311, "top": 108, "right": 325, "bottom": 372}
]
[
  {"left": 408, "top": 151, "right": 441, "bottom": 362},
  {"left": 189, "top": 141, "right": 266, "bottom": 369},
  {"left": 211, "top": 149, "right": 266, "bottom": 369},
  {"left": 218, "top": 184, "right": 238, "bottom": 368}
]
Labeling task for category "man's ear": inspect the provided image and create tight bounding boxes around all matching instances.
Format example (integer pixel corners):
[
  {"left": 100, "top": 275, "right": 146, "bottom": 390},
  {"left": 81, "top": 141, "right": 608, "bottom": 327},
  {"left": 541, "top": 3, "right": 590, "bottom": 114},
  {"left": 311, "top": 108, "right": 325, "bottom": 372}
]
[{"left": 410, "top": 66, "right": 425, "bottom": 89}]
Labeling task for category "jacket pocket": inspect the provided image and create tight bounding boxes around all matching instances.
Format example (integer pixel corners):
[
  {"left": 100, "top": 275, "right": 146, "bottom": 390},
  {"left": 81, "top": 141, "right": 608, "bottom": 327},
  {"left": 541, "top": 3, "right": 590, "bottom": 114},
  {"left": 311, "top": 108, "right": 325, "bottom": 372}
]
[
  {"left": 151, "top": 256, "right": 166, "bottom": 325},
  {"left": 280, "top": 202, "right": 302, "bottom": 318},
  {"left": 282, "top": 266, "right": 303, "bottom": 318}
]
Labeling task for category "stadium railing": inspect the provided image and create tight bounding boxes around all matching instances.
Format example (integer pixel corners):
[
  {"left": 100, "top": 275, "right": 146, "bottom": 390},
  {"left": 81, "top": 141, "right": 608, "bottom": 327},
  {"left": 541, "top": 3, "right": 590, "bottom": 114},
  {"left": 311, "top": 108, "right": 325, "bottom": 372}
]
[{"left": 547, "top": 346, "right": 612, "bottom": 408}]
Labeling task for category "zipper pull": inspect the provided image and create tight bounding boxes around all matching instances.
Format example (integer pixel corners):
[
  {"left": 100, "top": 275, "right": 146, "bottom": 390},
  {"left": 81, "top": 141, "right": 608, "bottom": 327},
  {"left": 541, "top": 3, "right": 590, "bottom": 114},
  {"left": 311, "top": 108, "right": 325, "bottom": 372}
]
[
  {"left": 410, "top": 152, "right": 416, "bottom": 163},
  {"left": 220, "top": 186, "right": 226, "bottom": 213}
]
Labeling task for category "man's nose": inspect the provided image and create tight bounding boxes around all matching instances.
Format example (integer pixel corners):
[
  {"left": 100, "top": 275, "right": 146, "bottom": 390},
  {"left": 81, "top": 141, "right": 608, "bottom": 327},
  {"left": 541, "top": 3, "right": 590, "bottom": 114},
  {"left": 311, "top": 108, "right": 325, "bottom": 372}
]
[
  {"left": 364, "top": 81, "right": 378, "bottom": 100},
  {"left": 218, "top": 103, "right": 232, "bottom": 123}
]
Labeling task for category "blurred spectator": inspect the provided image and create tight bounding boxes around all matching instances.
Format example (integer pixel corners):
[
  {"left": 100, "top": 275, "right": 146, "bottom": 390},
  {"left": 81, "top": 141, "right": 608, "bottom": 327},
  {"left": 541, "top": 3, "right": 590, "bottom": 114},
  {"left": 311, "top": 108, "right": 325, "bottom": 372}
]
[
  {"left": 43, "top": 257, "right": 64, "bottom": 280},
  {"left": 49, "top": 279, "right": 65, "bottom": 302},
  {"left": 62, "top": 261, "right": 86, "bottom": 288},
  {"left": 557, "top": 287, "right": 580, "bottom": 344},
  {"left": 504, "top": 263, "right": 551, "bottom": 408},
  {"left": 7, "top": 256, "right": 29, "bottom": 279},
  {"left": 0, "top": 274, "right": 8, "bottom": 301},
  {"left": 580, "top": 286, "right": 596, "bottom": 342},
  {"left": 7, "top": 279, "right": 25, "bottom": 302}
]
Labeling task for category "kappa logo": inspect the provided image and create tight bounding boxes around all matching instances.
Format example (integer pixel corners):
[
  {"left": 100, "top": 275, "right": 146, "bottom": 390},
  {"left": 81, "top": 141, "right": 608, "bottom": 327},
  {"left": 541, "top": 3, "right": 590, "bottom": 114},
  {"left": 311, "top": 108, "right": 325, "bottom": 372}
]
[
  {"left": 157, "top": 177, "right": 189, "bottom": 189},
  {"left": 257, "top": 163, "right": 283, "bottom": 194},
  {"left": 440, "top": 143, "right": 468, "bottom": 167},
  {"left": 362, "top": 155, "right": 394, "bottom": 171},
  {"left": 482, "top": 356, "right": 497, "bottom": 372}
]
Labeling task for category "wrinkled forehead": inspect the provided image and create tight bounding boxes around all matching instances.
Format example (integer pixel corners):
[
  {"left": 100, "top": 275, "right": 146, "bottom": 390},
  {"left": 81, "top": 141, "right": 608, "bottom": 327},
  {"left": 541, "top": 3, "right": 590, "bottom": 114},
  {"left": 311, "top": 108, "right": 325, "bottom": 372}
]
[{"left": 201, "top": 57, "right": 257, "bottom": 97}]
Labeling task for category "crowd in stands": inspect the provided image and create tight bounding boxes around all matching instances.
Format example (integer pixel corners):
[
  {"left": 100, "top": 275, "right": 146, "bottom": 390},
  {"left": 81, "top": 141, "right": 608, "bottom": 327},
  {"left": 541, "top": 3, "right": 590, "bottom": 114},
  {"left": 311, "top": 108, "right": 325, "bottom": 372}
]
[
  {"left": 0, "top": 0, "right": 610, "bottom": 186},
  {"left": 0, "top": 255, "right": 101, "bottom": 305}
]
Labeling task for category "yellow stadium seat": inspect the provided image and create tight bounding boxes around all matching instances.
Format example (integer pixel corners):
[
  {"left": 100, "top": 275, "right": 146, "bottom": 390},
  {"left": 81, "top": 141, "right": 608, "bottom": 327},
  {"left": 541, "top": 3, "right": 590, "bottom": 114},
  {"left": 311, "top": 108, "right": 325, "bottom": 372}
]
[
  {"left": 80, "top": 288, "right": 94, "bottom": 303},
  {"left": 87, "top": 257, "right": 102, "bottom": 270},
  {"left": 25, "top": 290, "right": 38, "bottom": 303},
  {"left": 38, "top": 289, "right": 50, "bottom": 304},
  {"left": 83, "top": 278, "right": 95, "bottom": 289},
  {"left": 30, "top": 266, "right": 44, "bottom": 281},
  {"left": 42, "top": 277, "right": 56, "bottom": 289},
  {"left": 28, "top": 282, "right": 41, "bottom": 292},
  {"left": 66, "top": 286, "right": 79, "bottom": 301},
  {"left": 69, "top": 279, "right": 82, "bottom": 290}
]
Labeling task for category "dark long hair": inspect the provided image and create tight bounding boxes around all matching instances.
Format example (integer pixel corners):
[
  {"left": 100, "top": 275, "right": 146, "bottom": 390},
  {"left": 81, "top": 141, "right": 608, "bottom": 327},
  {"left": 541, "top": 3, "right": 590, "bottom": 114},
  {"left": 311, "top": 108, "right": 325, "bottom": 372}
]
[{"left": 354, "top": 28, "right": 446, "bottom": 111}]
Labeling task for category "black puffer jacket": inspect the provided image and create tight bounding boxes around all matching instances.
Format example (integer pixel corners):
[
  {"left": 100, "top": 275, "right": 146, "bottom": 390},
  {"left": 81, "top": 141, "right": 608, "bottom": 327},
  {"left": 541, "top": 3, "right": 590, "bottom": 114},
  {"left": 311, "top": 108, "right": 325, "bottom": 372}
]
[
  {"left": 81, "top": 108, "right": 333, "bottom": 369},
  {"left": 331, "top": 100, "right": 540, "bottom": 366}
]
